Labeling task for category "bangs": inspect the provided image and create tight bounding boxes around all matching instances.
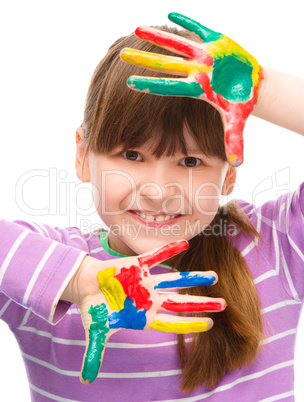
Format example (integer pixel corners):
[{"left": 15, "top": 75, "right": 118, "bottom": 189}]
[{"left": 83, "top": 26, "right": 226, "bottom": 160}]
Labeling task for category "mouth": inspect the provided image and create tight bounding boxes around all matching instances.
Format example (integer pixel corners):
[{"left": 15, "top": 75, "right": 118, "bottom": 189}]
[{"left": 128, "top": 210, "right": 182, "bottom": 226}]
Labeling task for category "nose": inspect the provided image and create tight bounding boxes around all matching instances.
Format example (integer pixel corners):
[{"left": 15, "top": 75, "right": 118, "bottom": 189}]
[{"left": 136, "top": 166, "right": 184, "bottom": 213}]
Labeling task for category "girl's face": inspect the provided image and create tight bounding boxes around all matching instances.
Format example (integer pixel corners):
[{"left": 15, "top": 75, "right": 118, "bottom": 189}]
[{"left": 77, "top": 126, "right": 236, "bottom": 259}]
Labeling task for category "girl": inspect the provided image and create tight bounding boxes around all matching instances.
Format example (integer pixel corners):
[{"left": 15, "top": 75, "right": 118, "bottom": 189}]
[{"left": 1, "top": 10, "right": 304, "bottom": 402}]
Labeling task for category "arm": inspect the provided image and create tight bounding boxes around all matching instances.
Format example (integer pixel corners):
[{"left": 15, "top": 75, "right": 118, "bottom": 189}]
[
  {"left": 0, "top": 219, "right": 88, "bottom": 325},
  {"left": 252, "top": 67, "right": 304, "bottom": 136},
  {"left": 0, "top": 219, "right": 226, "bottom": 384}
]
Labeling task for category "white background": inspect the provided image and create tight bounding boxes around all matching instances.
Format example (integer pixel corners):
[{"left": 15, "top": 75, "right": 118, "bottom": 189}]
[{"left": 0, "top": 0, "right": 303, "bottom": 400}]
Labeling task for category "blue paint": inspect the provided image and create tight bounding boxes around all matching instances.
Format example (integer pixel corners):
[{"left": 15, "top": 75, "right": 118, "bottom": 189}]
[
  {"left": 154, "top": 272, "right": 216, "bottom": 289},
  {"left": 108, "top": 297, "right": 147, "bottom": 330}
]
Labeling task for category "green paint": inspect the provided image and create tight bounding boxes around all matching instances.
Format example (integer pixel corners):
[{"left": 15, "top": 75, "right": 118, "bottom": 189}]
[
  {"left": 168, "top": 12, "right": 222, "bottom": 43},
  {"left": 211, "top": 56, "right": 253, "bottom": 102},
  {"left": 82, "top": 303, "right": 109, "bottom": 383},
  {"left": 127, "top": 77, "right": 204, "bottom": 98}
]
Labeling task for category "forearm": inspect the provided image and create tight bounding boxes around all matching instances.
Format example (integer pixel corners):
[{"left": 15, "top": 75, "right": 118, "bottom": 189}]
[
  {"left": 252, "top": 66, "right": 304, "bottom": 135},
  {"left": 0, "top": 220, "right": 88, "bottom": 324}
]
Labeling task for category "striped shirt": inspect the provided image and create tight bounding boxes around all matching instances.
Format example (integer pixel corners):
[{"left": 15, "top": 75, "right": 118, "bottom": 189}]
[{"left": 1, "top": 182, "right": 304, "bottom": 401}]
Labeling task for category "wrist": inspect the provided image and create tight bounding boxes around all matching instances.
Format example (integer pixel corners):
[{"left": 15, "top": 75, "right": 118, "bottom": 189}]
[
  {"left": 60, "top": 255, "right": 91, "bottom": 305},
  {"left": 253, "top": 66, "right": 272, "bottom": 114}
]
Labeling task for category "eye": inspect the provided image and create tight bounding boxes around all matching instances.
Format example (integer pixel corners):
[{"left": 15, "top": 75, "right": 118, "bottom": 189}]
[
  {"left": 121, "top": 150, "right": 143, "bottom": 161},
  {"left": 180, "top": 156, "right": 202, "bottom": 167}
]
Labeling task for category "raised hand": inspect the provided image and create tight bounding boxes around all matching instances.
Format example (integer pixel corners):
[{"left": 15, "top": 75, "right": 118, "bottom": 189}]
[
  {"left": 120, "top": 12, "right": 264, "bottom": 167},
  {"left": 66, "top": 240, "right": 226, "bottom": 384}
]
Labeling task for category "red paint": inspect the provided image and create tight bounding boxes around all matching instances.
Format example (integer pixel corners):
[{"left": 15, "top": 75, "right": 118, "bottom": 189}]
[
  {"left": 194, "top": 69, "right": 263, "bottom": 164},
  {"left": 195, "top": 72, "right": 213, "bottom": 99},
  {"left": 115, "top": 265, "right": 152, "bottom": 310},
  {"left": 138, "top": 241, "right": 188, "bottom": 268},
  {"left": 135, "top": 27, "right": 213, "bottom": 66},
  {"left": 162, "top": 299, "right": 225, "bottom": 312}
]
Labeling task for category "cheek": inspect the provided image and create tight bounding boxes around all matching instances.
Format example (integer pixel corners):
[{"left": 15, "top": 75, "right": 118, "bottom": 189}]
[
  {"left": 193, "top": 177, "right": 222, "bottom": 216},
  {"left": 91, "top": 170, "right": 136, "bottom": 216}
]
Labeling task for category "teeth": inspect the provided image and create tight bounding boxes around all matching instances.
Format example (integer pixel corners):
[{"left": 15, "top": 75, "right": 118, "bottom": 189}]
[{"left": 136, "top": 212, "right": 177, "bottom": 221}]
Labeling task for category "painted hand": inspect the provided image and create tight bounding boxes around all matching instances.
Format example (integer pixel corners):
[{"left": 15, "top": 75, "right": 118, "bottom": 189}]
[
  {"left": 120, "top": 12, "right": 264, "bottom": 167},
  {"left": 76, "top": 240, "right": 225, "bottom": 384}
]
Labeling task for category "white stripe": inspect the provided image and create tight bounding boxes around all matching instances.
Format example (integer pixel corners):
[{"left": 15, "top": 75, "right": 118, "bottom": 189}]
[
  {"left": 19, "top": 309, "right": 33, "bottom": 328},
  {"left": 160, "top": 360, "right": 294, "bottom": 401},
  {"left": 23, "top": 242, "right": 58, "bottom": 305},
  {"left": 281, "top": 249, "right": 300, "bottom": 301},
  {"left": 258, "top": 390, "right": 294, "bottom": 402},
  {"left": 19, "top": 320, "right": 296, "bottom": 350},
  {"left": 0, "top": 229, "right": 30, "bottom": 286},
  {"left": 241, "top": 238, "right": 258, "bottom": 257},
  {"left": 17, "top": 324, "right": 191, "bottom": 348},
  {"left": 18, "top": 326, "right": 86, "bottom": 345},
  {"left": 272, "top": 220, "right": 281, "bottom": 274},
  {"left": 287, "top": 230, "right": 304, "bottom": 263},
  {"left": 254, "top": 270, "right": 277, "bottom": 285},
  {"left": 22, "top": 351, "right": 182, "bottom": 378},
  {"left": 66, "top": 307, "right": 81, "bottom": 315},
  {"left": 69, "top": 234, "right": 88, "bottom": 247},
  {"left": 262, "top": 299, "right": 300, "bottom": 314},
  {"left": 279, "top": 202, "right": 286, "bottom": 230},
  {"left": 261, "top": 329, "right": 297, "bottom": 345},
  {"left": 48, "top": 251, "right": 88, "bottom": 323},
  {"left": 40, "top": 223, "right": 51, "bottom": 238},
  {"left": 90, "top": 246, "right": 105, "bottom": 254},
  {"left": 29, "top": 383, "right": 81, "bottom": 402},
  {"left": 29, "top": 222, "right": 45, "bottom": 236},
  {"left": 0, "top": 299, "right": 12, "bottom": 317}
]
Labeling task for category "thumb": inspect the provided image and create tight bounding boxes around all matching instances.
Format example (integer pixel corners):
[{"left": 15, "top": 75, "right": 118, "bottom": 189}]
[
  {"left": 224, "top": 118, "right": 245, "bottom": 167},
  {"left": 80, "top": 303, "right": 111, "bottom": 384}
]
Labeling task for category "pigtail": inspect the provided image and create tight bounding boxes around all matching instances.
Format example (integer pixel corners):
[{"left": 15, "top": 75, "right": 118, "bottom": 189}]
[{"left": 174, "top": 200, "right": 265, "bottom": 391}]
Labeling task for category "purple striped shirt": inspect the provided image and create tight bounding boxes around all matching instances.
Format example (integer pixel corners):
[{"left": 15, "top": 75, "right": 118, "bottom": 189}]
[{"left": 1, "top": 182, "right": 304, "bottom": 401}]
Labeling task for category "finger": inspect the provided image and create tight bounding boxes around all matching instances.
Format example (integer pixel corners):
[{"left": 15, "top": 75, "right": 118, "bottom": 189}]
[
  {"left": 137, "top": 239, "right": 188, "bottom": 269},
  {"left": 121, "top": 48, "right": 189, "bottom": 76},
  {"left": 224, "top": 121, "right": 245, "bottom": 167},
  {"left": 168, "top": 12, "right": 222, "bottom": 44},
  {"left": 127, "top": 76, "right": 204, "bottom": 98},
  {"left": 158, "top": 294, "right": 226, "bottom": 313},
  {"left": 135, "top": 25, "right": 203, "bottom": 59},
  {"left": 154, "top": 271, "right": 217, "bottom": 290},
  {"left": 80, "top": 303, "right": 110, "bottom": 384},
  {"left": 149, "top": 313, "right": 213, "bottom": 333}
]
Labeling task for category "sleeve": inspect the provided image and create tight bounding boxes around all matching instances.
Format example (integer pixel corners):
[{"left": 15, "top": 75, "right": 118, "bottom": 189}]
[
  {"left": 253, "top": 182, "right": 304, "bottom": 301},
  {"left": 0, "top": 219, "right": 88, "bottom": 325}
]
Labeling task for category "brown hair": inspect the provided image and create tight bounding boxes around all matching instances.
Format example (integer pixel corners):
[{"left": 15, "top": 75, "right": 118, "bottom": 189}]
[{"left": 81, "top": 26, "right": 265, "bottom": 391}]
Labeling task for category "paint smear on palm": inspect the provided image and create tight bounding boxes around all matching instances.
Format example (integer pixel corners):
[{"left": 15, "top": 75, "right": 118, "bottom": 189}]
[
  {"left": 149, "top": 320, "right": 210, "bottom": 333},
  {"left": 97, "top": 267, "right": 125, "bottom": 311},
  {"left": 96, "top": 264, "right": 151, "bottom": 327}
]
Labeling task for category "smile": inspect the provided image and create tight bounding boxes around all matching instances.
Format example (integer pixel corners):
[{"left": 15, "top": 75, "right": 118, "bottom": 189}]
[{"left": 129, "top": 210, "right": 182, "bottom": 225}]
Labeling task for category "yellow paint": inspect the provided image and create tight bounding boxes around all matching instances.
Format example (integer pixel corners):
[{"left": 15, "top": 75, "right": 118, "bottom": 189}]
[
  {"left": 97, "top": 267, "right": 125, "bottom": 311},
  {"left": 149, "top": 320, "right": 210, "bottom": 334},
  {"left": 121, "top": 48, "right": 211, "bottom": 75},
  {"left": 207, "top": 36, "right": 260, "bottom": 87}
]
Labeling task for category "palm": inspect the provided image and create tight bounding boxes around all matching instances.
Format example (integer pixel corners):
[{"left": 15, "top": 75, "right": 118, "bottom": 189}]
[
  {"left": 77, "top": 240, "right": 226, "bottom": 384},
  {"left": 120, "top": 12, "right": 263, "bottom": 167}
]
